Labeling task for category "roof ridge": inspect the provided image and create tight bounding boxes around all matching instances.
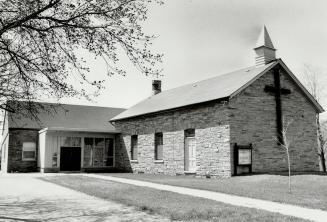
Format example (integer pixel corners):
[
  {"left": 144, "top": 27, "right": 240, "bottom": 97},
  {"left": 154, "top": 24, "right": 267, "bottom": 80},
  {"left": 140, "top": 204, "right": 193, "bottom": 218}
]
[{"left": 152, "top": 65, "right": 256, "bottom": 96}]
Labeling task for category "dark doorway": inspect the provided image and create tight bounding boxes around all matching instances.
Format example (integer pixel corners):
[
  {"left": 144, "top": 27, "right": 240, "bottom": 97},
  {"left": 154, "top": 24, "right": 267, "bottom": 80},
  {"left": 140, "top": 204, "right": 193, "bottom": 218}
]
[{"left": 60, "top": 147, "right": 81, "bottom": 171}]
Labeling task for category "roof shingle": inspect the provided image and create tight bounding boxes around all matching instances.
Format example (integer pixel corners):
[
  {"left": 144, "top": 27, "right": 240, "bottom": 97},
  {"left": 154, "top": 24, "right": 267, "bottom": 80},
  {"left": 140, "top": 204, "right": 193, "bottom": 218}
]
[{"left": 9, "top": 103, "right": 125, "bottom": 132}]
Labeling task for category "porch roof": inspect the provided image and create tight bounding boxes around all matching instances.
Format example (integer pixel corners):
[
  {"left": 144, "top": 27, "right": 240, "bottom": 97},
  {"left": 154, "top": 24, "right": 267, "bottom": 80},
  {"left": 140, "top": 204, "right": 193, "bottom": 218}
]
[{"left": 8, "top": 102, "right": 125, "bottom": 132}]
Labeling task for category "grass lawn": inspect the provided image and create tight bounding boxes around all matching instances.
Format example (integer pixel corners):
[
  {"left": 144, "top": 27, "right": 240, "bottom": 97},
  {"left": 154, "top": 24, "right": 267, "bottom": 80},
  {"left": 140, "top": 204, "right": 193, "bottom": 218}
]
[
  {"left": 104, "top": 173, "right": 327, "bottom": 211},
  {"left": 41, "top": 175, "right": 309, "bottom": 222}
]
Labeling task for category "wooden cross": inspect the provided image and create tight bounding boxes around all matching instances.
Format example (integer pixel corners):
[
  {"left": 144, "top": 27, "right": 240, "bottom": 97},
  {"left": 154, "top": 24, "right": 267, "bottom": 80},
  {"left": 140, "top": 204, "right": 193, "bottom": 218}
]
[{"left": 264, "top": 68, "right": 291, "bottom": 145}]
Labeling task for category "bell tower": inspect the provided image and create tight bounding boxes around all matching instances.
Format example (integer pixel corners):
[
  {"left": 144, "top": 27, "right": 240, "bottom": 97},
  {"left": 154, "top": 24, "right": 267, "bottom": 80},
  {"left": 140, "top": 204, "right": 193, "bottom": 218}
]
[{"left": 254, "top": 26, "right": 276, "bottom": 67}]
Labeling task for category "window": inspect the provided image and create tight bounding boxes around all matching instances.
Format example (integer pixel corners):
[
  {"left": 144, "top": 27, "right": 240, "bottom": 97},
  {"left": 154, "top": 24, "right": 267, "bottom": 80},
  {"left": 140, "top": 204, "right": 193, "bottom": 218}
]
[
  {"left": 83, "top": 138, "right": 114, "bottom": 167},
  {"left": 184, "top": 129, "right": 196, "bottom": 172},
  {"left": 22, "top": 142, "right": 36, "bottom": 161},
  {"left": 84, "top": 137, "right": 94, "bottom": 167},
  {"left": 93, "top": 138, "right": 105, "bottom": 167},
  {"left": 155, "top": 133, "right": 163, "bottom": 160},
  {"left": 105, "top": 138, "right": 114, "bottom": 166},
  {"left": 131, "top": 135, "right": 138, "bottom": 160},
  {"left": 185, "top": 129, "right": 195, "bottom": 137}
]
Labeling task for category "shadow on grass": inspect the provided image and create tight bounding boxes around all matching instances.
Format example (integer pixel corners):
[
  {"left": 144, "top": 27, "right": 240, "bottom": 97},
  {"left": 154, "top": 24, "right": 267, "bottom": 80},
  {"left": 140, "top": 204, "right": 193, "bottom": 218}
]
[
  {"left": 0, "top": 198, "right": 123, "bottom": 222},
  {"left": 0, "top": 216, "right": 40, "bottom": 222}
]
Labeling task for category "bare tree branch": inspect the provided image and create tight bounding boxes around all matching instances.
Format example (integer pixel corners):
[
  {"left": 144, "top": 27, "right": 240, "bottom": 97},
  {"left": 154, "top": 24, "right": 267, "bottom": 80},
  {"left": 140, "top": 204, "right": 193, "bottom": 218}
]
[
  {"left": 275, "top": 117, "right": 293, "bottom": 193},
  {"left": 0, "top": 0, "right": 163, "bottom": 119},
  {"left": 302, "top": 64, "right": 327, "bottom": 172}
]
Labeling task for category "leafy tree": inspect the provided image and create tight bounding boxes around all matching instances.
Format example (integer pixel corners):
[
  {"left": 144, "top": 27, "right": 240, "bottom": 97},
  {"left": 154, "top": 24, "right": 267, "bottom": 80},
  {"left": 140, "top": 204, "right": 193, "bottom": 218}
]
[{"left": 0, "top": 0, "right": 162, "bottom": 117}]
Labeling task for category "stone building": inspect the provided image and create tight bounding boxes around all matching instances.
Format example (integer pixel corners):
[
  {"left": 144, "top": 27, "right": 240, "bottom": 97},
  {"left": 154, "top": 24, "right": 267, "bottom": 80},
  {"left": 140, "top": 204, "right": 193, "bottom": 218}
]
[
  {"left": 111, "top": 26, "right": 324, "bottom": 177},
  {"left": 0, "top": 26, "right": 323, "bottom": 177}
]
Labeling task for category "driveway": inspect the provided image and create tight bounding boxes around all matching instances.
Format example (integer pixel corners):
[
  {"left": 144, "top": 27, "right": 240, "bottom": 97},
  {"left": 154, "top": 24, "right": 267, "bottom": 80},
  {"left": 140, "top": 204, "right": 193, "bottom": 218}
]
[{"left": 0, "top": 174, "right": 169, "bottom": 222}]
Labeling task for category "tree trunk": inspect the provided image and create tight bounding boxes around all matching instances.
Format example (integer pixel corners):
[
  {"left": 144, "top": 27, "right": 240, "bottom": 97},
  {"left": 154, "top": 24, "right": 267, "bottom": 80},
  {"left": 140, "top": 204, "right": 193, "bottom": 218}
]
[
  {"left": 286, "top": 148, "right": 291, "bottom": 193},
  {"left": 317, "top": 115, "right": 326, "bottom": 172},
  {"left": 320, "top": 148, "right": 326, "bottom": 172}
]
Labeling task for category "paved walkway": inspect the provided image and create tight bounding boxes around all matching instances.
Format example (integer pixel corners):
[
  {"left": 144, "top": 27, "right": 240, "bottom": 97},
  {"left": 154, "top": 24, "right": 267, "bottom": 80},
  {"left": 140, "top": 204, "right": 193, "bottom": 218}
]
[
  {"left": 0, "top": 174, "right": 169, "bottom": 222},
  {"left": 83, "top": 174, "right": 327, "bottom": 222}
]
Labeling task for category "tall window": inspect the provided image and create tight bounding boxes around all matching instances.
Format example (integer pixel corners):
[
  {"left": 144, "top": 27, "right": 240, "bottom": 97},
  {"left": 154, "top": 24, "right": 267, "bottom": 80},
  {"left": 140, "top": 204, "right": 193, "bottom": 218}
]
[
  {"left": 184, "top": 129, "right": 196, "bottom": 172},
  {"left": 84, "top": 138, "right": 114, "bottom": 167},
  {"left": 105, "top": 138, "right": 114, "bottom": 166},
  {"left": 131, "top": 135, "right": 138, "bottom": 160},
  {"left": 94, "top": 138, "right": 105, "bottom": 167},
  {"left": 155, "top": 133, "right": 163, "bottom": 160},
  {"left": 84, "top": 138, "right": 94, "bottom": 167},
  {"left": 22, "top": 142, "right": 36, "bottom": 161}
]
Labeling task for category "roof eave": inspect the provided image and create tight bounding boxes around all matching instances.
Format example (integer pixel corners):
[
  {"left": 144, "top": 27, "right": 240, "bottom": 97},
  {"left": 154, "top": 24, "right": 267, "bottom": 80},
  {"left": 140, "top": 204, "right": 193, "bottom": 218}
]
[
  {"left": 229, "top": 60, "right": 279, "bottom": 99},
  {"left": 39, "top": 127, "right": 121, "bottom": 134},
  {"left": 277, "top": 59, "right": 324, "bottom": 113},
  {"left": 253, "top": 45, "right": 277, "bottom": 51},
  {"left": 230, "top": 59, "right": 324, "bottom": 113}
]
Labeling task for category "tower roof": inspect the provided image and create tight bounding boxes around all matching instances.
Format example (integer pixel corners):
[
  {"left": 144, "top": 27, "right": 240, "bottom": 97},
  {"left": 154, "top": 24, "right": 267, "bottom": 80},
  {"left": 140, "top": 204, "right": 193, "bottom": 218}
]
[{"left": 255, "top": 25, "right": 275, "bottom": 49}]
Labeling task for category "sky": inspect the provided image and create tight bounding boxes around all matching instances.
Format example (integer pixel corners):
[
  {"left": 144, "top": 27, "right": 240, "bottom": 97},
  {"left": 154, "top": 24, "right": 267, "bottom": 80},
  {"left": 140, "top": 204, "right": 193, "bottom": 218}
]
[{"left": 57, "top": 0, "right": 327, "bottom": 116}]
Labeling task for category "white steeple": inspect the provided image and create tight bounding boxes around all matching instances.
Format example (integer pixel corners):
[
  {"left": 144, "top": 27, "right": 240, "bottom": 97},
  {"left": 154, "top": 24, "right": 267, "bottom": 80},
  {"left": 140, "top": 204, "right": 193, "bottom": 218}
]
[{"left": 254, "top": 26, "right": 276, "bottom": 67}]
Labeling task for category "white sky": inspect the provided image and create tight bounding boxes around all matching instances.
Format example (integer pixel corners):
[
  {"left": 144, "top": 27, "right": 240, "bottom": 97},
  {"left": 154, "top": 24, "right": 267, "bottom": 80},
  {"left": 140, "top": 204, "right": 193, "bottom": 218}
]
[{"left": 56, "top": 0, "right": 327, "bottom": 116}]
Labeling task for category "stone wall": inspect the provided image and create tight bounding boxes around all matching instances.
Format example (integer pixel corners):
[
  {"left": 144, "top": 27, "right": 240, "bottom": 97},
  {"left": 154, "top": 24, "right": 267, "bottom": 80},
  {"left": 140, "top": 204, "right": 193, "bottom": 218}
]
[
  {"left": 114, "top": 101, "right": 232, "bottom": 177},
  {"left": 7, "top": 129, "right": 39, "bottom": 172},
  {"left": 281, "top": 69, "right": 319, "bottom": 171},
  {"left": 196, "top": 126, "right": 231, "bottom": 177},
  {"left": 229, "top": 68, "right": 319, "bottom": 173}
]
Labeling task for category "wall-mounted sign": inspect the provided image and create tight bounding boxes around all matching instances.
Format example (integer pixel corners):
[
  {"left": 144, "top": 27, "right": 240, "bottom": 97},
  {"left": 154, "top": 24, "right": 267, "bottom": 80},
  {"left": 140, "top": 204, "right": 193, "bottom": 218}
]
[
  {"left": 238, "top": 149, "right": 252, "bottom": 165},
  {"left": 234, "top": 143, "right": 253, "bottom": 175}
]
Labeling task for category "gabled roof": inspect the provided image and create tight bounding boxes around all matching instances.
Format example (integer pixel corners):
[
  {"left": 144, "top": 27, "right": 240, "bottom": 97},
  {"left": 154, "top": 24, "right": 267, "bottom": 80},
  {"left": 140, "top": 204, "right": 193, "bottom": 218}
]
[
  {"left": 111, "top": 59, "right": 324, "bottom": 121},
  {"left": 8, "top": 102, "right": 125, "bottom": 133}
]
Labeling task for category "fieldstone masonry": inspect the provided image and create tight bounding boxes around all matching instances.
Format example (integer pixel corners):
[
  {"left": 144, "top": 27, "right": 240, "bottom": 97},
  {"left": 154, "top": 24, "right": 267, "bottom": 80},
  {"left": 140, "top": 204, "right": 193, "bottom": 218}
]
[
  {"left": 114, "top": 66, "right": 320, "bottom": 177},
  {"left": 114, "top": 102, "right": 231, "bottom": 177},
  {"left": 196, "top": 126, "right": 231, "bottom": 177}
]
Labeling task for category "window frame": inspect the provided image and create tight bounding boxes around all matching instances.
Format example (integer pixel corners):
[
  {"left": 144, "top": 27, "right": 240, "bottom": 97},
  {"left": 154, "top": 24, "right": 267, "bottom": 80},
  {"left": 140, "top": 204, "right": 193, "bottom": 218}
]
[
  {"left": 154, "top": 132, "right": 163, "bottom": 161},
  {"left": 105, "top": 138, "right": 114, "bottom": 167},
  {"left": 22, "top": 142, "right": 36, "bottom": 161},
  {"left": 83, "top": 137, "right": 115, "bottom": 168},
  {"left": 131, "top": 135, "right": 138, "bottom": 161}
]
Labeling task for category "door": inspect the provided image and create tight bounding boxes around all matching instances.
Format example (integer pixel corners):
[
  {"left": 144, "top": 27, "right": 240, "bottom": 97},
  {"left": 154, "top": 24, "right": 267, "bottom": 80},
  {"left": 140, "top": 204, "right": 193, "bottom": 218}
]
[
  {"left": 60, "top": 147, "right": 81, "bottom": 171},
  {"left": 185, "top": 137, "right": 196, "bottom": 172}
]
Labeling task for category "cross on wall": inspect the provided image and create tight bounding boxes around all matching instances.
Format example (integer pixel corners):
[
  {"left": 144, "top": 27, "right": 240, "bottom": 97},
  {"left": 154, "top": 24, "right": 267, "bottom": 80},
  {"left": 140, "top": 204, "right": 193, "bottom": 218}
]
[{"left": 264, "top": 68, "right": 291, "bottom": 145}]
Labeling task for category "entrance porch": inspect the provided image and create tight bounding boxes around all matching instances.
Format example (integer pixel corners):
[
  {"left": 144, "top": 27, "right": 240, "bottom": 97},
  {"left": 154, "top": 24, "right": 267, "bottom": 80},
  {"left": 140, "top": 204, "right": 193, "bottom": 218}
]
[{"left": 38, "top": 128, "right": 117, "bottom": 173}]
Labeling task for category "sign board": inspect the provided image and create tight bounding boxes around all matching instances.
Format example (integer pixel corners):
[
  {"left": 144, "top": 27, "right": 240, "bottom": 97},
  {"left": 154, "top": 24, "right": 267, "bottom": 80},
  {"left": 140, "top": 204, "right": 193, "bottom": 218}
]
[
  {"left": 238, "top": 149, "right": 252, "bottom": 165},
  {"left": 234, "top": 143, "right": 253, "bottom": 175}
]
